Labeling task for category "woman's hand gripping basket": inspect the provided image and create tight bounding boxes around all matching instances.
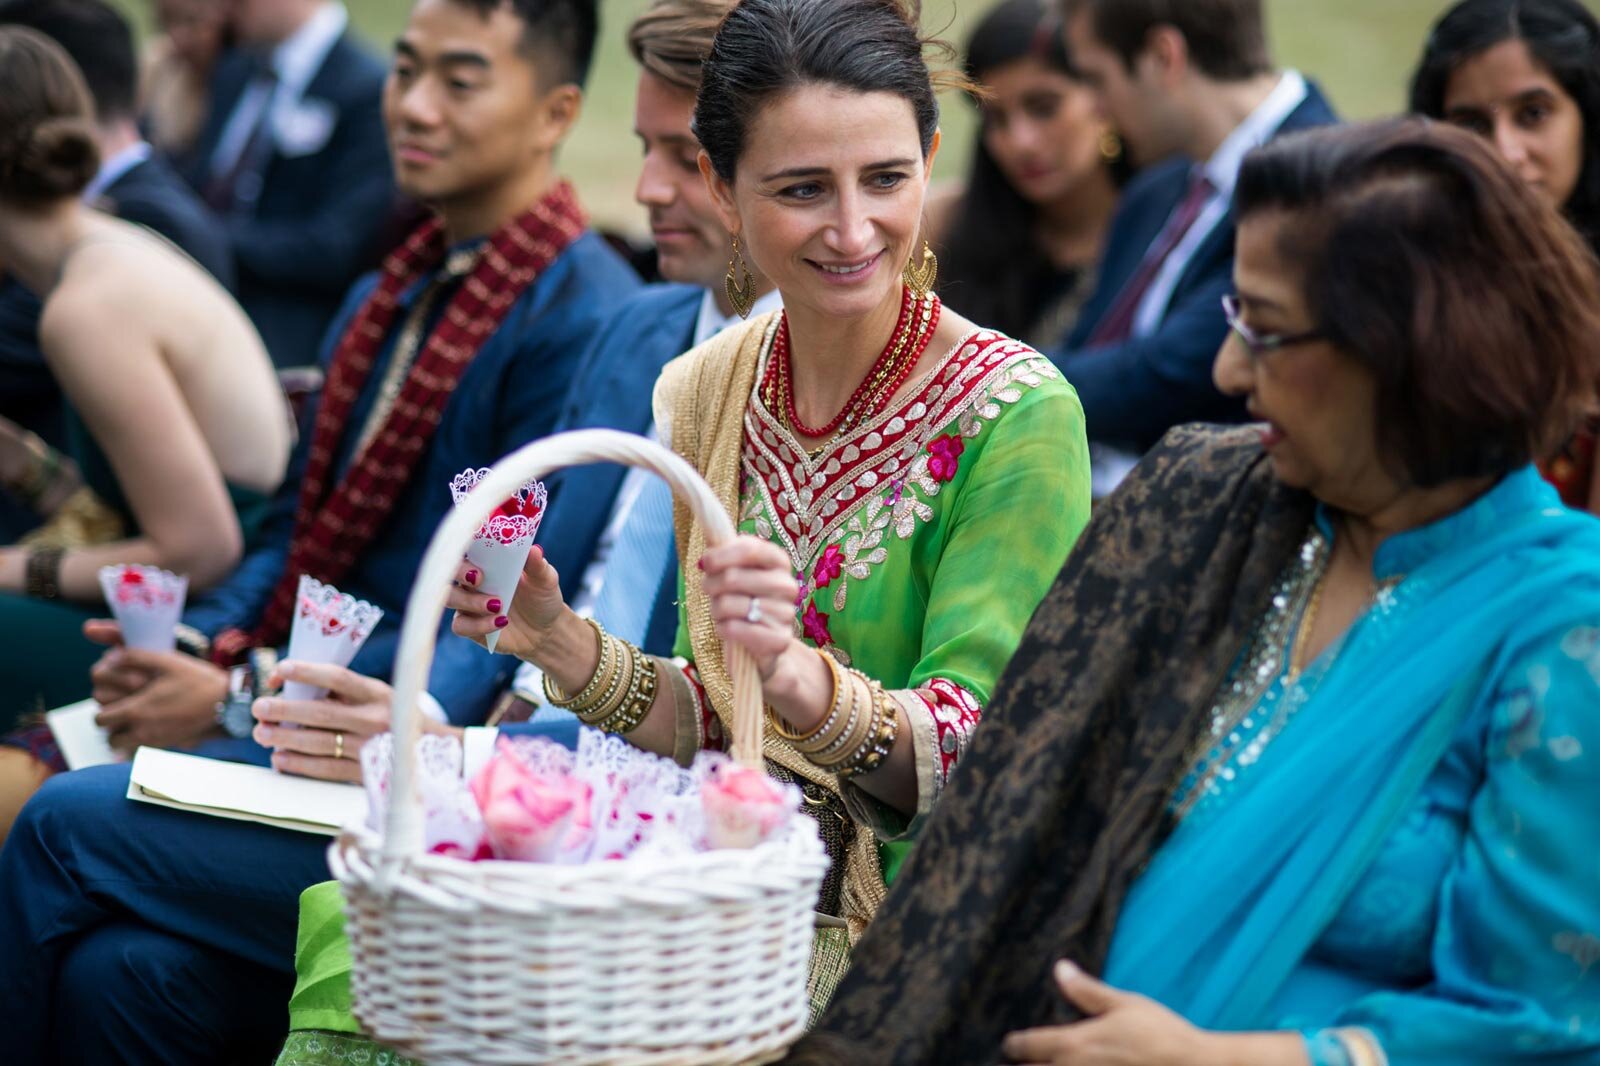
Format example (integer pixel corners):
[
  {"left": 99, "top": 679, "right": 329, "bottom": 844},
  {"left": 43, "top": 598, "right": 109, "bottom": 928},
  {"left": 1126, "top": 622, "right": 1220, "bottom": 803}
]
[{"left": 330, "top": 429, "right": 830, "bottom": 1065}]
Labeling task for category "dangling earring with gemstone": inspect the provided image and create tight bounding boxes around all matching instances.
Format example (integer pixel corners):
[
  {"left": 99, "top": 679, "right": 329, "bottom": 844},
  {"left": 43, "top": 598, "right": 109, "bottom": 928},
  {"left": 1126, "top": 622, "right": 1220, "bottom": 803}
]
[
  {"left": 725, "top": 233, "right": 755, "bottom": 319},
  {"left": 903, "top": 239, "right": 937, "bottom": 299}
]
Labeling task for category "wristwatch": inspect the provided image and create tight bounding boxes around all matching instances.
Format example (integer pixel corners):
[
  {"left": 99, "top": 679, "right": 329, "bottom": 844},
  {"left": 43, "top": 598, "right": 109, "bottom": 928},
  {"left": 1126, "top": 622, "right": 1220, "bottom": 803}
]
[{"left": 215, "top": 664, "right": 257, "bottom": 739}]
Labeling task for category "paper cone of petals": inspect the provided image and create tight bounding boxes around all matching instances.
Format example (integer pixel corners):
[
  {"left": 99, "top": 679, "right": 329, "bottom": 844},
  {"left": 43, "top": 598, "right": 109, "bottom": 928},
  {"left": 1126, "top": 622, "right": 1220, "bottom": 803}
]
[
  {"left": 449, "top": 467, "right": 548, "bottom": 652},
  {"left": 98, "top": 565, "right": 188, "bottom": 652},
  {"left": 283, "top": 574, "right": 384, "bottom": 701}
]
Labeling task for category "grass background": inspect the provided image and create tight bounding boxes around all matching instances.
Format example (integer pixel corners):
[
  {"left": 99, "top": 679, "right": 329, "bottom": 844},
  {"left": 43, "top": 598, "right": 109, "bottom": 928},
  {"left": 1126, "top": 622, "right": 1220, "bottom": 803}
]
[{"left": 114, "top": 0, "right": 1534, "bottom": 233}]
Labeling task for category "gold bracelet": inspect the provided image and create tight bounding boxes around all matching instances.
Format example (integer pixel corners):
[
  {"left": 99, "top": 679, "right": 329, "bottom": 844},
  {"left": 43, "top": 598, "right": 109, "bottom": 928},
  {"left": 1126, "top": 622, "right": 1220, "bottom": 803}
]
[
  {"left": 768, "top": 648, "right": 843, "bottom": 744},
  {"left": 599, "top": 648, "right": 659, "bottom": 735},
  {"left": 839, "top": 684, "right": 901, "bottom": 779},
  {"left": 575, "top": 632, "right": 631, "bottom": 724},
  {"left": 805, "top": 668, "right": 875, "bottom": 771},
  {"left": 543, "top": 617, "right": 611, "bottom": 708},
  {"left": 793, "top": 654, "right": 857, "bottom": 757}
]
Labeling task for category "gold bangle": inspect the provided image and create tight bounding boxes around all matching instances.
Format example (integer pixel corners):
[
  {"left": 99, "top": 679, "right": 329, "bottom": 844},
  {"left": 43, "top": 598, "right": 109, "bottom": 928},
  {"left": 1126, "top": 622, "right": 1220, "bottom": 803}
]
[
  {"left": 604, "top": 648, "right": 659, "bottom": 735},
  {"left": 768, "top": 649, "right": 842, "bottom": 744},
  {"left": 574, "top": 632, "right": 630, "bottom": 723},
  {"left": 805, "top": 668, "right": 874, "bottom": 770},
  {"left": 543, "top": 617, "right": 610, "bottom": 708},
  {"left": 840, "top": 685, "right": 901, "bottom": 779}
]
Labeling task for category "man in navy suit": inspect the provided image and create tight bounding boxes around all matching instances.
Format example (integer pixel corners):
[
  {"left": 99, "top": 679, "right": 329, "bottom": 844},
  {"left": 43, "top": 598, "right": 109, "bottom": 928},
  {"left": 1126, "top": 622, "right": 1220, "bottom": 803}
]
[
  {"left": 1053, "top": 0, "right": 1337, "bottom": 491},
  {"left": 181, "top": 0, "right": 393, "bottom": 367},
  {"left": 0, "top": 0, "right": 233, "bottom": 457}
]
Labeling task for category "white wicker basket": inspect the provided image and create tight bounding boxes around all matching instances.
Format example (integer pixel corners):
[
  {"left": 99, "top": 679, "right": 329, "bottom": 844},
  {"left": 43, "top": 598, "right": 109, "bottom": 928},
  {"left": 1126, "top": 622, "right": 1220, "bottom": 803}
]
[{"left": 332, "top": 429, "right": 830, "bottom": 1066}]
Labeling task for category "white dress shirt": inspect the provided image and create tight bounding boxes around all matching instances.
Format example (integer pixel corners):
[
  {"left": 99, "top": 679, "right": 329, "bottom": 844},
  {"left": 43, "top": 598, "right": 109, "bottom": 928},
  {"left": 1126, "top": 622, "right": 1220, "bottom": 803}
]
[{"left": 209, "top": 1, "right": 348, "bottom": 182}]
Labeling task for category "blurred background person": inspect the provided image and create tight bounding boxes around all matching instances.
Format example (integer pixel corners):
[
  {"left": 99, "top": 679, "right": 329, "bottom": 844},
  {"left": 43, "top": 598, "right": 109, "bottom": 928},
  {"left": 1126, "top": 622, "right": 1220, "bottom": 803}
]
[
  {"left": 0, "top": 0, "right": 234, "bottom": 477},
  {"left": 0, "top": 26, "right": 291, "bottom": 723},
  {"left": 179, "top": 0, "right": 393, "bottom": 368},
  {"left": 141, "top": 0, "right": 234, "bottom": 168},
  {"left": 1052, "top": 0, "right": 1337, "bottom": 496},
  {"left": 931, "top": 0, "right": 1125, "bottom": 351},
  {"left": 1410, "top": 0, "right": 1600, "bottom": 514}
]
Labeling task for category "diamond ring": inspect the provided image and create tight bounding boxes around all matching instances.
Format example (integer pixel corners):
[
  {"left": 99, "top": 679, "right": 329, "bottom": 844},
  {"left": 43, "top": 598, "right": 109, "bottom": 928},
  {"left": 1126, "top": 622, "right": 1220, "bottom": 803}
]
[{"left": 745, "top": 597, "right": 764, "bottom": 625}]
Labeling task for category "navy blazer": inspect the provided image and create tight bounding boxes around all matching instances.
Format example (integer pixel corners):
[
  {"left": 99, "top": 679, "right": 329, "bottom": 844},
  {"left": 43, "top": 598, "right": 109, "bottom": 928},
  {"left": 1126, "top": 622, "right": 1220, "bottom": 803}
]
[
  {"left": 540, "top": 283, "right": 702, "bottom": 658},
  {"left": 179, "top": 34, "right": 393, "bottom": 367},
  {"left": 183, "top": 231, "right": 643, "bottom": 726},
  {"left": 0, "top": 153, "right": 242, "bottom": 454},
  {"left": 1052, "top": 83, "right": 1339, "bottom": 452}
]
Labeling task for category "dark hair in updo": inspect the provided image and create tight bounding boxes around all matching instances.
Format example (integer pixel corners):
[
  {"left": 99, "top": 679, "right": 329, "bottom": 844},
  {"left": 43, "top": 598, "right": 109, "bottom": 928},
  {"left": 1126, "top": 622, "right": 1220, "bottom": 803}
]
[
  {"left": 694, "top": 0, "right": 952, "bottom": 180},
  {"left": 0, "top": 26, "right": 99, "bottom": 205},
  {"left": 1235, "top": 118, "right": 1600, "bottom": 487}
]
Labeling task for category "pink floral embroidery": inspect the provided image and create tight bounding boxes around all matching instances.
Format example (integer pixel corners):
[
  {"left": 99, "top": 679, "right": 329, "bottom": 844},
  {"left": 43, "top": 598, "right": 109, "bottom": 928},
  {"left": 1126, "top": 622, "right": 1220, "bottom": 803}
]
[
  {"left": 927, "top": 434, "right": 965, "bottom": 483},
  {"left": 812, "top": 545, "right": 844, "bottom": 589},
  {"left": 917, "top": 678, "right": 984, "bottom": 780},
  {"left": 802, "top": 601, "right": 832, "bottom": 646}
]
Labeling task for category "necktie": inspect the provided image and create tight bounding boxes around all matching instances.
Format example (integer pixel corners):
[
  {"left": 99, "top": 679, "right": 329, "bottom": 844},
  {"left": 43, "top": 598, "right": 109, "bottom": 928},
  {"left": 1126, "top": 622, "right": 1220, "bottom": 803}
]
[
  {"left": 203, "top": 57, "right": 279, "bottom": 214},
  {"left": 1086, "top": 171, "right": 1216, "bottom": 347}
]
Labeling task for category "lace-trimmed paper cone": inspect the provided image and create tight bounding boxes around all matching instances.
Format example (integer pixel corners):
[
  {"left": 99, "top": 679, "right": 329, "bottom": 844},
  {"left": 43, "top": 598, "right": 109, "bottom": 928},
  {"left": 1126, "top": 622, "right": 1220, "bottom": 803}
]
[
  {"left": 449, "top": 468, "right": 547, "bottom": 653},
  {"left": 283, "top": 575, "right": 384, "bottom": 701},
  {"left": 98, "top": 565, "right": 188, "bottom": 652}
]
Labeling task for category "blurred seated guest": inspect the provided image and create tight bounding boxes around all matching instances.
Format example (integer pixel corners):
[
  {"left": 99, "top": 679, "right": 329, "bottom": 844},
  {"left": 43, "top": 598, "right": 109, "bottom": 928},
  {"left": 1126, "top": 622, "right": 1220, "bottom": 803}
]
[
  {"left": 181, "top": 0, "right": 394, "bottom": 367},
  {"left": 0, "top": 0, "right": 235, "bottom": 469},
  {"left": 141, "top": 0, "right": 233, "bottom": 167},
  {"left": 795, "top": 119, "right": 1600, "bottom": 1066},
  {"left": 1052, "top": 0, "right": 1335, "bottom": 495},
  {"left": 1411, "top": 0, "right": 1600, "bottom": 512},
  {"left": 0, "top": 26, "right": 291, "bottom": 724},
  {"left": 930, "top": 0, "right": 1123, "bottom": 351}
]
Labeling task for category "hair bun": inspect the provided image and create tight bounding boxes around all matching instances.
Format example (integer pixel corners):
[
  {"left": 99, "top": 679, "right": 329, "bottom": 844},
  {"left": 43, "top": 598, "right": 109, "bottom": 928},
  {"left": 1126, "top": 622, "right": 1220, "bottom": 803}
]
[{"left": 0, "top": 117, "right": 99, "bottom": 203}]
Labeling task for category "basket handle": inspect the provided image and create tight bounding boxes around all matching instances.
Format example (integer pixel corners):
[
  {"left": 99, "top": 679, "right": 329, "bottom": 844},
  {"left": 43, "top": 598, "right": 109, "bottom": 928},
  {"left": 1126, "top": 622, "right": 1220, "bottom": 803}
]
[{"left": 379, "top": 429, "right": 764, "bottom": 875}]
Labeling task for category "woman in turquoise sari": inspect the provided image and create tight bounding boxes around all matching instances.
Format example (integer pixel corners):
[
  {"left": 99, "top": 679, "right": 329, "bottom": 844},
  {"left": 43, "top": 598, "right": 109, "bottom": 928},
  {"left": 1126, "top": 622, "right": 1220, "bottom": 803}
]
[{"left": 795, "top": 120, "right": 1600, "bottom": 1066}]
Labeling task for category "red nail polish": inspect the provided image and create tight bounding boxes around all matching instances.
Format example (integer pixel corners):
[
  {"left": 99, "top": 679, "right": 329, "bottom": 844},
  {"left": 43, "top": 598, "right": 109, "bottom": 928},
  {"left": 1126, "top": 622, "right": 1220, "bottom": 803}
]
[
  {"left": 465, "top": 569, "right": 480, "bottom": 585},
  {"left": 486, "top": 598, "right": 502, "bottom": 613},
  {"left": 696, "top": 558, "right": 705, "bottom": 571},
  {"left": 494, "top": 616, "right": 509, "bottom": 628}
]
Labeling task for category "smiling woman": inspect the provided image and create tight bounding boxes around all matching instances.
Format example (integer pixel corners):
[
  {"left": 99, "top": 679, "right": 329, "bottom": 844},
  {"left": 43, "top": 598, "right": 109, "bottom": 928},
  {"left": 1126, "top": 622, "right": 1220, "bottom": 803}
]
[{"left": 442, "top": 0, "right": 1092, "bottom": 1018}]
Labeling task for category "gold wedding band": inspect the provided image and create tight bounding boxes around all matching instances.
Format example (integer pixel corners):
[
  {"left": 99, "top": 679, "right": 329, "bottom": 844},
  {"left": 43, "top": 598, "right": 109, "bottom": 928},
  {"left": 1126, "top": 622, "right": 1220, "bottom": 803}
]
[{"left": 334, "top": 731, "right": 345, "bottom": 760}]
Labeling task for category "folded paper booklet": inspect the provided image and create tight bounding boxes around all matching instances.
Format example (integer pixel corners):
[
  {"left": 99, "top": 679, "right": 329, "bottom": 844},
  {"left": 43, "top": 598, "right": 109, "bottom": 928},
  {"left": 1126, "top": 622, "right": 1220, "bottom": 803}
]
[
  {"left": 126, "top": 747, "right": 366, "bottom": 836},
  {"left": 46, "top": 699, "right": 121, "bottom": 770}
]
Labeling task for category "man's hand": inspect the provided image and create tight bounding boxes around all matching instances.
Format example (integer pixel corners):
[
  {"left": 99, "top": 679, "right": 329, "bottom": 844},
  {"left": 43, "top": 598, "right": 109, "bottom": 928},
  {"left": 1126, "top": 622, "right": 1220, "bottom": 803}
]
[
  {"left": 91, "top": 646, "right": 230, "bottom": 753},
  {"left": 253, "top": 661, "right": 421, "bottom": 783}
]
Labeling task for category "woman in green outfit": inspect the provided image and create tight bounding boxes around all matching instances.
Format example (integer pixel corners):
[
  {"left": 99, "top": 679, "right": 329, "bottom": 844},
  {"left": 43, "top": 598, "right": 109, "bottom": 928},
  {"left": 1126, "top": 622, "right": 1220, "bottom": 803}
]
[
  {"left": 0, "top": 28, "right": 291, "bottom": 722},
  {"left": 278, "top": 0, "right": 1090, "bottom": 1058}
]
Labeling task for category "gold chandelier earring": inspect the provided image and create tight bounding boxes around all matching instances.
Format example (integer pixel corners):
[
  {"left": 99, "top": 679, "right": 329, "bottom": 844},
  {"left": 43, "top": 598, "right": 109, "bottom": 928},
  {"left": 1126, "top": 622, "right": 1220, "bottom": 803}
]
[
  {"left": 903, "top": 239, "right": 937, "bottom": 300},
  {"left": 725, "top": 233, "right": 755, "bottom": 319}
]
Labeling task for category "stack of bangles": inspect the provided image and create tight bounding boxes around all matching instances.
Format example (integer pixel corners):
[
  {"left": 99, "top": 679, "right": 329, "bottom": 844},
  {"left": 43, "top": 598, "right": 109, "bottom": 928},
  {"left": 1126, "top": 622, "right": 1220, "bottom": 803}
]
[
  {"left": 768, "top": 649, "right": 899, "bottom": 779},
  {"left": 541, "top": 617, "right": 659, "bottom": 733}
]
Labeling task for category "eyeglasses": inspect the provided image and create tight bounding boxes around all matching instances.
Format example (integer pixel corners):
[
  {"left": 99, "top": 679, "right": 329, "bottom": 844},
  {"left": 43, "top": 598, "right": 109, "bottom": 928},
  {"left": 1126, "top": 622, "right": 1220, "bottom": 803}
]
[{"left": 1221, "top": 294, "right": 1326, "bottom": 357}]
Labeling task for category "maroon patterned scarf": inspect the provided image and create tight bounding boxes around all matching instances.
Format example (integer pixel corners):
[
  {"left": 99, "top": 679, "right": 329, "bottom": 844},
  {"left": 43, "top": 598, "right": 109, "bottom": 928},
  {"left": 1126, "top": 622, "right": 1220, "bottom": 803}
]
[{"left": 211, "top": 182, "right": 586, "bottom": 663}]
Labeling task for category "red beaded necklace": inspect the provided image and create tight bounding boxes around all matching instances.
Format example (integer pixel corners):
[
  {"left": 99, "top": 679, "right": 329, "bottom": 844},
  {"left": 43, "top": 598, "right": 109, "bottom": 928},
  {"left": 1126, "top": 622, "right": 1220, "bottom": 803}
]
[{"left": 762, "top": 285, "right": 942, "bottom": 443}]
